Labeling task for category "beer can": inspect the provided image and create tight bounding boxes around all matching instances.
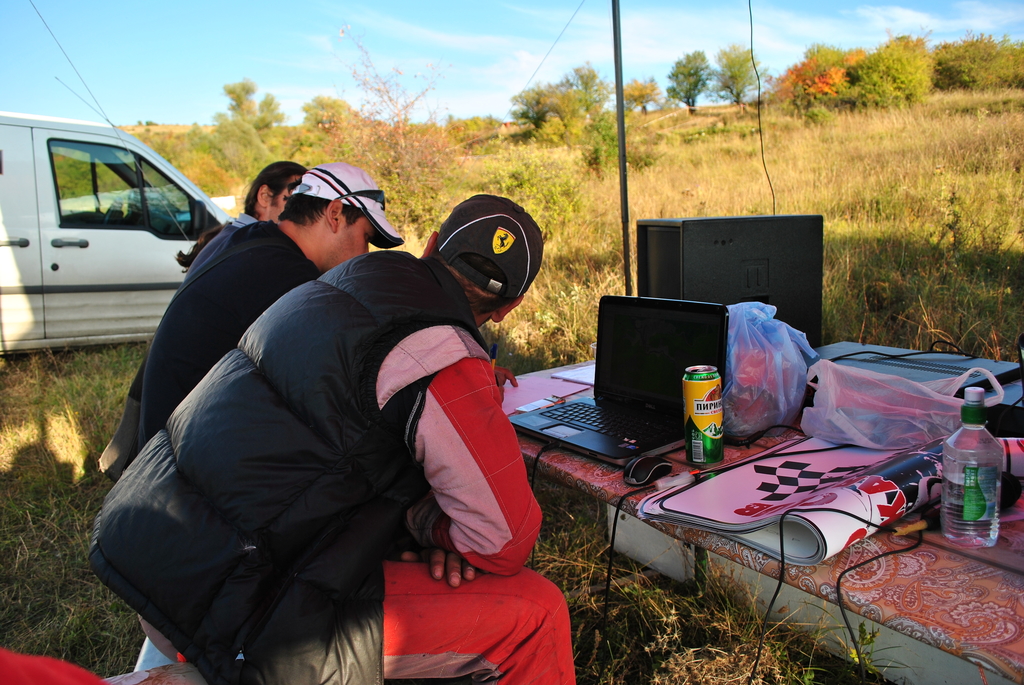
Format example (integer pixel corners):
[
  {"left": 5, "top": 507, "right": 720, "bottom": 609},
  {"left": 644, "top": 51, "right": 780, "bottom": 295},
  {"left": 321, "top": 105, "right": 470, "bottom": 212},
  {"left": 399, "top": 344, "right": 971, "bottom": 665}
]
[{"left": 683, "top": 365, "right": 724, "bottom": 464}]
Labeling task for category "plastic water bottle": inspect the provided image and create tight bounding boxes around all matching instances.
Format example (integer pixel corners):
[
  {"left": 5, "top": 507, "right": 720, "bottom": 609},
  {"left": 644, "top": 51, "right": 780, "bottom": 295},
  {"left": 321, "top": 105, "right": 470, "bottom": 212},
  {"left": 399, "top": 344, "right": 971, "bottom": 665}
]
[{"left": 941, "top": 386, "right": 1002, "bottom": 547}]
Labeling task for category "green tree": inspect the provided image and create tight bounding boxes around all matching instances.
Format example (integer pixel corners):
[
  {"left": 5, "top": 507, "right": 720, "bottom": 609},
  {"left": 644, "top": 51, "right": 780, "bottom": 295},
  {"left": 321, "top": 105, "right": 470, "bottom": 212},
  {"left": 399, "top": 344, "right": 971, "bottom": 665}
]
[
  {"left": 666, "top": 51, "right": 712, "bottom": 108},
  {"left": 623, "top": 77, "right": 662, "bottom": 114},
  {"left": 713, "top": 44, "right": 761, "bottom": 105},
  {"left": 511, "top": 83, "right": 555, "bottom": 133},
  {"left": 222, "top": 78, "right": 285, "bottom": 132},
  {"left": 933, "top": 34, "right": 1022, "bottom": 90},
  {"left": 562, "top": 63, "right": 612, "bottom": 117},
  {"left": 510, "top": 64, "right": 611, "bottom": 145},
  {"left": 323, "top": 35, "right": 455, "bottom": 233},
  {"left": 805, "top": 43, "right": 855, "bottom": 71},
  {"left": 848, "top": 35, "right": 932, "bottom": 108},
  {"left": 208, "top": 117, "right": 271, "bottom": 181},
  {"left": 302, "top": 95, "right": 354, "bottom": 131},
  {"left": 446, "top": 115, "right": 505, "bottom": 152},
  {"left": 207, "top": 79, "right": 289, "bottom": 178}
]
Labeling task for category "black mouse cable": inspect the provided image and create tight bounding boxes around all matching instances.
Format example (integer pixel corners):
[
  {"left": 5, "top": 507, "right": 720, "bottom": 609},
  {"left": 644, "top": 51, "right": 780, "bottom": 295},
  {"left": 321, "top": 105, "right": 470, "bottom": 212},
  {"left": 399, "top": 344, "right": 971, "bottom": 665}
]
[
  {"left": 530, "top": 440, "right": 561, "bottom": 490},
  {"left": 746, "top": 507, "right": 921, "bottom": 685},
  {"left": 600, "top": 486, "right": 656, "bottom": 633},
  {"left": 835, "top": 528, "right": 924, "bottom": 684},
  {"left": 528, "top": 440, "right": 561, "bottom": 571}
]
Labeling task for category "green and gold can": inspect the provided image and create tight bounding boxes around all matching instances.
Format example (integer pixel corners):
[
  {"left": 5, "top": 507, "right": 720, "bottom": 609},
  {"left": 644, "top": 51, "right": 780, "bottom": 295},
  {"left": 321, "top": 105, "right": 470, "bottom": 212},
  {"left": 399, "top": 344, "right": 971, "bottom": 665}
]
[{"left": 683, "top": 365, "right": 724, "bottom": 464}]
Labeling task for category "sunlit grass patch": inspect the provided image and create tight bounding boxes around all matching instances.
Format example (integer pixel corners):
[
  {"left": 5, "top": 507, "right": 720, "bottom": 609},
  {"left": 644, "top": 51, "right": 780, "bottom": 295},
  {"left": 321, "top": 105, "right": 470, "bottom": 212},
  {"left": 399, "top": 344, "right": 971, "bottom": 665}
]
[{"left": 0, "top": 345, "right": 144, "bottom": 676}]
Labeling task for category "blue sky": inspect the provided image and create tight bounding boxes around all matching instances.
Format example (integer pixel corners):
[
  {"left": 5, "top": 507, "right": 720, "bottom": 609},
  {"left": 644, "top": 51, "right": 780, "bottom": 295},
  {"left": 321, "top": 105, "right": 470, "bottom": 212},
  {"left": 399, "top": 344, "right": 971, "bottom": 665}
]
[{"left": 3, "top": 0, "right": 1023, "bottom": 126}]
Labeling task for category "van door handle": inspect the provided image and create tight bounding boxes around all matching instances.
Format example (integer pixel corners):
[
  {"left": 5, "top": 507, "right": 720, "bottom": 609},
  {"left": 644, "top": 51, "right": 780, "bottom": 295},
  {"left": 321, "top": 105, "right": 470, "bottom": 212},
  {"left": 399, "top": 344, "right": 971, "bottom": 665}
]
[
  {"left": 1, "top": 238, "right": 30, "bottom": 247},
  {"left": 51, "top": 238, "right": 89, "bottom": 248}
]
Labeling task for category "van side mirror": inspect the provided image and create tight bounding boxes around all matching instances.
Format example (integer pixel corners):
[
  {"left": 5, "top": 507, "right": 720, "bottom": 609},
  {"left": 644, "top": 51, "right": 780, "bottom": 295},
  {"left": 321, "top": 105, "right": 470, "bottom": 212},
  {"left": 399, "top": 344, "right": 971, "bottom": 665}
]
[{"left": 190, "top": 199, "right": 221, "bottom": 236}]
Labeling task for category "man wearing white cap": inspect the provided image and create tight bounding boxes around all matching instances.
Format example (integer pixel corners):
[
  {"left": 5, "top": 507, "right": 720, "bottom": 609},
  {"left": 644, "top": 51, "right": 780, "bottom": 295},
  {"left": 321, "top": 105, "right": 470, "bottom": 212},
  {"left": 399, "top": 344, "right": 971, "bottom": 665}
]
[{"left": 136, "top": 162, "right": 400, "bottom": 456}]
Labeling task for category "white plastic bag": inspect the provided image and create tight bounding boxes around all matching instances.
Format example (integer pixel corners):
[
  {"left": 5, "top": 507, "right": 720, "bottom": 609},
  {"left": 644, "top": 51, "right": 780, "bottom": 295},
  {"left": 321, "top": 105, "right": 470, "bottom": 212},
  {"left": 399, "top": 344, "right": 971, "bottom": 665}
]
[
  {"left": 801, "top": 359, "right": 1005, "bottom": 450},
  {"left": 723, "top": 302, "right": 816, "bottom": 437}
]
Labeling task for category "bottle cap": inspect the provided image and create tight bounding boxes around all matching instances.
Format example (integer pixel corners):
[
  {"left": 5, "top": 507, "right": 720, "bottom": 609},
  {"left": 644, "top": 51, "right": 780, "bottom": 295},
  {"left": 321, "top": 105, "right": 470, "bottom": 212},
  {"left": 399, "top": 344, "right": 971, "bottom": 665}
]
[{"left": 961, "top": 387, "right": 988, "bottom": 425}]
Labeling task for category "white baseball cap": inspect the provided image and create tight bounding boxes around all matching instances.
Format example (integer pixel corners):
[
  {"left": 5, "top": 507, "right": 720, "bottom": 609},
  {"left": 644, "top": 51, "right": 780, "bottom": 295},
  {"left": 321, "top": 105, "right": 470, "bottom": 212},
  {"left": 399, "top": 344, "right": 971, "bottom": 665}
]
[{"left": 292, "top": 163, "right": 403, "bottom": 248}]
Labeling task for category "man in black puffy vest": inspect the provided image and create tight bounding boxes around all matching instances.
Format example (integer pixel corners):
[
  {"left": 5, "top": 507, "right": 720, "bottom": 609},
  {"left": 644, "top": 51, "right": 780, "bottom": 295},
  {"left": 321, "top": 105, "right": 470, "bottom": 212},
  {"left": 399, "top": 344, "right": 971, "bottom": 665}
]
[{"left": 91, "top": 195, "right": 576, "bottom": 685}]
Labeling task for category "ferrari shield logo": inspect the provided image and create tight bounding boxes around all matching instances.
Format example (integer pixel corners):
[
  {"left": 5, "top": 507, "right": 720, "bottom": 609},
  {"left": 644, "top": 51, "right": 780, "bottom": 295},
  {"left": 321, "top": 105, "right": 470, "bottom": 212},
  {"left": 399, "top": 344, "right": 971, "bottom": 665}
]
[{"left": 492, "top": 228, "right": 515, "bottom": 254}]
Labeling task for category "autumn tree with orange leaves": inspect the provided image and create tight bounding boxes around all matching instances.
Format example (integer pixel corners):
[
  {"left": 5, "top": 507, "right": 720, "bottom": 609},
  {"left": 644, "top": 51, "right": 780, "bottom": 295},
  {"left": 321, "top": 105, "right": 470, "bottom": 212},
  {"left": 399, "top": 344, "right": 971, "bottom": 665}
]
[{"left": 769, "top": 44, "right": 865, "bottom": 112}]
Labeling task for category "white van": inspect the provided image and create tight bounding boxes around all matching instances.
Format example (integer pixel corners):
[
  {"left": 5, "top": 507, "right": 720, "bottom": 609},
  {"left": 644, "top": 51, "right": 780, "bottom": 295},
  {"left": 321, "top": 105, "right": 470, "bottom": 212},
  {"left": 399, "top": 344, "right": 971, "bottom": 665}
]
[{"left": 0, "top": 112, "right": 229, "bottom": 353}]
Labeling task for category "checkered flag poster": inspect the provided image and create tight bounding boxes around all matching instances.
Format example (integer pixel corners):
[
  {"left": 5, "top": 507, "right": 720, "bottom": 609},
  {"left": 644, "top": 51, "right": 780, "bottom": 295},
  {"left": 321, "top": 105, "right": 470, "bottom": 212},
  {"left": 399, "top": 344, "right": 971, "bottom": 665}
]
[{"left": 639, "top": 436, "right": 943, "bottom": 565}]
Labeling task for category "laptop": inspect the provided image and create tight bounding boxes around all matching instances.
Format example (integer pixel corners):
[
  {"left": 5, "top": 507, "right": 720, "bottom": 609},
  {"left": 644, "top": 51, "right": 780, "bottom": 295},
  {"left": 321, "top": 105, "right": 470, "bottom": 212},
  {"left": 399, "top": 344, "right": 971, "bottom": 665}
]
[
  {"left": 511, "top": 296, "right": 729, "bottom": 466},
  {"left": 815, "top": 341, "right": 1021, "bottom": 391}
]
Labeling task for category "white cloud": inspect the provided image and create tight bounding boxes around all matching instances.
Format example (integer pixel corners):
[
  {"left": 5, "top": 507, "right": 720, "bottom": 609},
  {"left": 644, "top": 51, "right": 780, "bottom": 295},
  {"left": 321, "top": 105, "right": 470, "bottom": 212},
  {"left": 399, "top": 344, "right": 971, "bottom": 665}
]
[
  {"left": 850, "top": 2, "right": 1024, "bottom": 37},
  {"left": 260, "top": 0, "right": 1024, "bottom": 121}
]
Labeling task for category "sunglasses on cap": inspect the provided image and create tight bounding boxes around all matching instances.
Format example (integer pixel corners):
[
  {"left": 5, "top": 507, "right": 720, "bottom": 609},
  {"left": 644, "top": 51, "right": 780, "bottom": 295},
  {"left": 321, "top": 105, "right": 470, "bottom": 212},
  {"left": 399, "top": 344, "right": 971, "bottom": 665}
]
[{"left": 293, "top": 185, "right": 386, "bottom": 210}]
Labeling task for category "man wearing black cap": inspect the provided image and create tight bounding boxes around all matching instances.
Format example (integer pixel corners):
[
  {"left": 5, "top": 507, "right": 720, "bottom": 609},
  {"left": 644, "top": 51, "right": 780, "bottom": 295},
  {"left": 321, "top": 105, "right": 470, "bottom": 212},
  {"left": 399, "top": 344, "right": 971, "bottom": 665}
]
[
  {"left": 136, "top": 162, "right": 402, "bottom": 453},
  {"left": 92, "top": 195, "right": 575, "bottom": 685}
]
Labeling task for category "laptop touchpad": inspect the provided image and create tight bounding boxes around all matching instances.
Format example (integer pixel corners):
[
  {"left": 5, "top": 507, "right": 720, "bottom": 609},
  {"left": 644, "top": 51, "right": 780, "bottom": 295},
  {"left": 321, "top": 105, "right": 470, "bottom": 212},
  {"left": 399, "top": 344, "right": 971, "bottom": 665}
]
[{"left": 542, "top": 425, "right": 583, "bottom": 439}]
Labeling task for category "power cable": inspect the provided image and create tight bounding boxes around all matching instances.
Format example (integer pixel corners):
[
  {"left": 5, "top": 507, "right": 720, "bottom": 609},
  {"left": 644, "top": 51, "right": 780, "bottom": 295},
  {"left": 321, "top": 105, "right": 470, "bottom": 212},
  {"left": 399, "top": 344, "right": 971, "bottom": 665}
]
[
  {"left": 747, "top": 0, "right": 777, "bottom": 214},
  {"left": 747, "top": 506, "right": 926, "bottom": 685},
  {"left": 528, "top": 440, "right": 561, "bottom": 570},
  {"left": 31, "top": 0, "right": 197, "bottom": 242},
  {"left": 454, "top": 0, "right": 588, "bottom": 150}
]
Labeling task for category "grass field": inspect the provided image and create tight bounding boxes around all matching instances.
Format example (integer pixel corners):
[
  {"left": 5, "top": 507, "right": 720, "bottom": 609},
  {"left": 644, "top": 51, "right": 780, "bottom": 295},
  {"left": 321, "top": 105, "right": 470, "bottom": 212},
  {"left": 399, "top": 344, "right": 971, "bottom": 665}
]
[
  {"left": 3, "top": 90, "right": 1023, "bottom": 682},
  {"left": 0, "top": 345, "right": 885, "bottom": 684}
]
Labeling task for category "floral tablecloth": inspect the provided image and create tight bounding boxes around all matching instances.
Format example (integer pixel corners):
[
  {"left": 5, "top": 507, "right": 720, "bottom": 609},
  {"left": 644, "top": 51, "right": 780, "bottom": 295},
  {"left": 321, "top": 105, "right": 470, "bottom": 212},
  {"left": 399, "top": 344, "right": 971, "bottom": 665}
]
[{"left": 517, "top": 392, "right": 1024, "bottom": 684}]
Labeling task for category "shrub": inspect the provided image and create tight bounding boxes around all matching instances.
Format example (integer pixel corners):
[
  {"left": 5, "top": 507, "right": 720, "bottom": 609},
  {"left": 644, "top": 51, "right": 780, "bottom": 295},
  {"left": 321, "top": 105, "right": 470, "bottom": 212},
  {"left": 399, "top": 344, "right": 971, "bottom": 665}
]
[
  {"left": 804, "top": 107, "right": 836, "bottom": 125},
  {"left": 480, "top": 146, "right": 583, "bottom": 236},
  {"left": 848, "top": 35, "right": 933, "bottom": 108},
  {"left": 580, "top": 111, "right": 661, "bottom": 175},
  {"left": 933, "top": 34, "right": 1024, "bottom": 90},
  {"left": 321, "top": 38, "right": 457, "bottom": 236}
]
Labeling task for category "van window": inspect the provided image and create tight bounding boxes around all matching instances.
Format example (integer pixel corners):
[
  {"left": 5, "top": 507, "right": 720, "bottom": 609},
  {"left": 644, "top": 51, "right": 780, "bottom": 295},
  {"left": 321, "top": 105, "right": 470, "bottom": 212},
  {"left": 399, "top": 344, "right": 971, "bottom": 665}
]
[
  {"left": 49, "top": 140, "right": 192, "bottom": 238},
  {"left": 140, "top": 158, "right": 192, "bottom": 236}
]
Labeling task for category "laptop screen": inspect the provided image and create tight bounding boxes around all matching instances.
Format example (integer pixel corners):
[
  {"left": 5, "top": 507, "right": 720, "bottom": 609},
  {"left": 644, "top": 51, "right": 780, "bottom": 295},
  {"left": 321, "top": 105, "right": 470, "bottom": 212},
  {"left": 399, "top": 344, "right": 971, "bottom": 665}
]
[{"left": 596, "top": 296, "right": 728, "bottom": 412}]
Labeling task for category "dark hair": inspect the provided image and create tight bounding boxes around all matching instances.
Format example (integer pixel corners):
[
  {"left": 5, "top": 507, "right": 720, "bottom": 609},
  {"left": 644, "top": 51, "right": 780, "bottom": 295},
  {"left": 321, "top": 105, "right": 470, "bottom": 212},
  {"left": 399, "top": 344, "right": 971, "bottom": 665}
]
[
  {"left": 243, "top": 161, "right": 306, "bottom": 217},
  {"left": 436, "top": 252, "right": 517, "bottom": 315},
  {"left": 278, "top": 193, "right": 365, "bottom": 227},
  {"left": 176, "top": 223, "right": 227, "bottom": 270}
]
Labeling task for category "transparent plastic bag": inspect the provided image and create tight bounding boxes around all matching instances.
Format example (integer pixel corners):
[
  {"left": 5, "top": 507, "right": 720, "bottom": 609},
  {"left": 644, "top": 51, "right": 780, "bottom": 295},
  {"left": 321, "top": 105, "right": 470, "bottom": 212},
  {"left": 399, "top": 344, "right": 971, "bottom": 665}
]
[
  {"left": 723, "top": 302, "right": 816, "bottom": 437},
  {"left": 801, "top": 359, "right": 1005, "bottom": 450}
]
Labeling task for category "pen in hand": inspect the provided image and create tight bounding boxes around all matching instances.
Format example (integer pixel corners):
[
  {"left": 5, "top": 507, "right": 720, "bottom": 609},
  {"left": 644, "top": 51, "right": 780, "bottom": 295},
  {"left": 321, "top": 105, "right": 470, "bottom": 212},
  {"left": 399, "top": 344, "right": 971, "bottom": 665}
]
[{"left": 490, "top": 343, "right": 498, "bottom": 370}]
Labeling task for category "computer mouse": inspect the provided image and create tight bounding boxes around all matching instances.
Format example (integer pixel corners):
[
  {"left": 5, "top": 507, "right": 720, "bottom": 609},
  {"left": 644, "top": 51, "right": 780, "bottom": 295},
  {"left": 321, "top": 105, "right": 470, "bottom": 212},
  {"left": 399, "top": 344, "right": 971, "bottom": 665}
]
[{"left": 623, "top": 456, "right": 673, "bottom": 487}]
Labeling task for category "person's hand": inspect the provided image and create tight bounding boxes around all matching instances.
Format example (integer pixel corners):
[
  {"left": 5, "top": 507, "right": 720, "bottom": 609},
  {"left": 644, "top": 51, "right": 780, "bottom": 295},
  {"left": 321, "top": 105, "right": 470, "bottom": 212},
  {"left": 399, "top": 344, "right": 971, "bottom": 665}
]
[
  {"left": 398, "top": 548, "right": 477, "bottom": 587},
  {"left": 494, "top": 365, "right": 518, "bottom": 402}
]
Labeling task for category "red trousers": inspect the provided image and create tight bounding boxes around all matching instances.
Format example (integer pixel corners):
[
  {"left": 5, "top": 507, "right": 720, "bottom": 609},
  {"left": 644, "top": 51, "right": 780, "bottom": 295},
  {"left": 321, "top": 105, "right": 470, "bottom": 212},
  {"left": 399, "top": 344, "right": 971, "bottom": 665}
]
[{"left": 383, "top": 561, "right": 576, "bottom": 684}]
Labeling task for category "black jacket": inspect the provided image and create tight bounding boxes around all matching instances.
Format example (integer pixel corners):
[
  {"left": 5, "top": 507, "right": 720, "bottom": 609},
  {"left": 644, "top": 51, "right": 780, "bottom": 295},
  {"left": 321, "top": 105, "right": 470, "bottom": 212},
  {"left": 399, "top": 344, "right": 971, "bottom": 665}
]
[
  {"left": 138, "top": 220, "right": 319, "bottom": 449},
  {"left": 91, "top": 251, "right": 486, "bottom": 685}
]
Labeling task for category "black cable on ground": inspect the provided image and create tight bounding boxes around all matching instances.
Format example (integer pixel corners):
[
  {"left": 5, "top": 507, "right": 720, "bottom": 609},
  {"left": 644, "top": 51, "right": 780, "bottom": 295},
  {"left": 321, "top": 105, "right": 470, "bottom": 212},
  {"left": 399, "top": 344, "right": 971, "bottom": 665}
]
[
  {"left": 601, "top": 486, "right": 655, "bottom": 630},
  {"left": 747, "top": 507, "right": 923, "bottom": 685},
  {"left": 528, "top": 440, "right": 561, "bottom": 570},
  {"left": 836, "top": 531, "right": 924, "bottom": 683}
]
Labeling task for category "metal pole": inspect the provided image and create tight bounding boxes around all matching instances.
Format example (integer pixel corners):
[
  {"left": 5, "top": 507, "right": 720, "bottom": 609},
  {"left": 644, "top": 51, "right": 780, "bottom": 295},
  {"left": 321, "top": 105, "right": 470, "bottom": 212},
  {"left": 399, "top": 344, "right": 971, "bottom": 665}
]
[{"left": 611, "top": 0, "right": 632, "bottom": 296}]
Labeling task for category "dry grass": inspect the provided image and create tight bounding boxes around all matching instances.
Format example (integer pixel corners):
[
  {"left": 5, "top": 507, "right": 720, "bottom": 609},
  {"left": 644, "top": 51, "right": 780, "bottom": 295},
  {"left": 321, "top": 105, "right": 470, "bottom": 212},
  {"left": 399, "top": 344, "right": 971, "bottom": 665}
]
[
  {"left": 479, "top": 91, "right": 1024, "bottom": 370},
  {"left": 3, "top": 91, "right": 1023, "bottom": 681},
  {"left": 0, "top": 345, "right": 145, "bottom": 675}
]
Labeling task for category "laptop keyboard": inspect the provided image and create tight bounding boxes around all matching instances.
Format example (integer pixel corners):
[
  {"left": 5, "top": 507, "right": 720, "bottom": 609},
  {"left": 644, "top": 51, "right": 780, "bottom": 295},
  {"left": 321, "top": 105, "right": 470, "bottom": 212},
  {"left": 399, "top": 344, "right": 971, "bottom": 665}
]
[{"left": 540, "top": 402, "right": 678, "bottom": 443}]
